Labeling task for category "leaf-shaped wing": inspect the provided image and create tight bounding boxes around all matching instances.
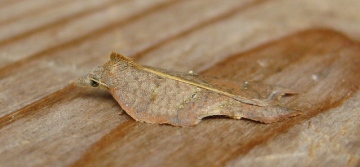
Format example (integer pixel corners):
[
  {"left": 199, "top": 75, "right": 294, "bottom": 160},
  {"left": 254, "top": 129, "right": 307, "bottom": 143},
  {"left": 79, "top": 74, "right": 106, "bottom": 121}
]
[{"left": 141, "top": 66, "right": 296, "bottom": 107}]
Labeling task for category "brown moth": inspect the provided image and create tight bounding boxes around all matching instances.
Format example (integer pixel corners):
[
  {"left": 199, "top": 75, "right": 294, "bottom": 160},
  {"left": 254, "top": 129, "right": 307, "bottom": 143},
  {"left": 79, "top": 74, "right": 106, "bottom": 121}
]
[{"left": 72, "top": 52, "right": 300, "bottom": 126}]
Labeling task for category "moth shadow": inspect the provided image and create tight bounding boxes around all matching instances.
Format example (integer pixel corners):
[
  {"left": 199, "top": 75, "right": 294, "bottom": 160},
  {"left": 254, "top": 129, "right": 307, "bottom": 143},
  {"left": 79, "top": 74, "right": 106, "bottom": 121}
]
[
  {"left": 77, "top": 88, "right": 114, "bottom": 101},
  {"left": 202, "top": 115, "right": 259, "bottom": 124}
]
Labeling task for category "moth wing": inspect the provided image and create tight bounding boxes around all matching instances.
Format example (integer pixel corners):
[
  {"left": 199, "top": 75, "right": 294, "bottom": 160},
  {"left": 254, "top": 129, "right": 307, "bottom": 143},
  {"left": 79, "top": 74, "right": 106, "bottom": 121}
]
[{"left": 144, "top": 66, "right": 296, "bottom": 106}]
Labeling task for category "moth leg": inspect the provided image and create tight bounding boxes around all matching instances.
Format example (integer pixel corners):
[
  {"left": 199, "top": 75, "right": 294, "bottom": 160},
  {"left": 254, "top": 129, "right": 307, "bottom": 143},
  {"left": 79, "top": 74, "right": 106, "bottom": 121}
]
[
  {"left": 241, "top": 106, "right": 301, "bottom": 123},
  {"left": 268, "top": 88, "right": 297, "bottom": 101}
]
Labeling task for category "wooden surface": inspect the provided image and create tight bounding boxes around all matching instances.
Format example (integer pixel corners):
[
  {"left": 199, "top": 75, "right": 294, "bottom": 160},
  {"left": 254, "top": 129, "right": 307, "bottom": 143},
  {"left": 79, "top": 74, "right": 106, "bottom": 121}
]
[{"left": 0, "top": 0, "right": 360, "bottom": 166}]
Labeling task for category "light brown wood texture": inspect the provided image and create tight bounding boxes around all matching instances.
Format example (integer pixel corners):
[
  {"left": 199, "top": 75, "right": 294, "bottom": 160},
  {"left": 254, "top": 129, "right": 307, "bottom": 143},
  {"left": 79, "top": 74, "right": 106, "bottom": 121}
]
[{"left": 0, "top": 0, "right": 359, "bottom": 167}]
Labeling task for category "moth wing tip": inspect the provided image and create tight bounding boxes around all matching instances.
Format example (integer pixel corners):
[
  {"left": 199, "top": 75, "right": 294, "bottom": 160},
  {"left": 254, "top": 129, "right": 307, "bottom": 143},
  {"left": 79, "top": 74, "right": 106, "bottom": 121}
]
[
  {"left": 69, "top": 80, "right": 76, "bottom": 85},
  {"left": 109, "top": 52, "right": 133, "bottom": 63},
  {"left": 110, "top": 52, "right": 120, "bottom": 60}
]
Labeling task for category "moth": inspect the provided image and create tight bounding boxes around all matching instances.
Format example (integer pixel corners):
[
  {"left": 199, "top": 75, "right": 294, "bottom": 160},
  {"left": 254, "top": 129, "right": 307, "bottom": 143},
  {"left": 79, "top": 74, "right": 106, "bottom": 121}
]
[{"left": 72, "top": 52, "right": 300, "bottom": 126}]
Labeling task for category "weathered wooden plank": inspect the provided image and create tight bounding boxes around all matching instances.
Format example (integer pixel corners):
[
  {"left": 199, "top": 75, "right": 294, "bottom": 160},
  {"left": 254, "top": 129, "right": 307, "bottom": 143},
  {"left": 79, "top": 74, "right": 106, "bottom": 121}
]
[
  {"left": 0, "top": 0, "right": 117, "bottom": 44},
  {"left": 0, "top": 0, "right": 171, "bottom": 68},
  {"left": 0, "top": 86, "right": 125, "bottom": 167},
  {"left": 137, "top": 0, "right": 360, "bottom": 72},
  {"left": 229, "top": 92, "right": 360, "bottom": 166},
  {"left": 0, "top": 0, "right": 258, "bottom": 117},
  {"left": 0, "top": 0, "right": 359, "bottom": 167},
  {"left": 1, "top": 29, "right": 358, "bottom": 167},
  {"left": 67, "top": 29, "right": 360, "bottom": 167},
  {"left": 0, "top": 0, "right": 21, "bottom": 8},
  {"left": 0, "top": 0, "right": 71, "bottom": 25}
]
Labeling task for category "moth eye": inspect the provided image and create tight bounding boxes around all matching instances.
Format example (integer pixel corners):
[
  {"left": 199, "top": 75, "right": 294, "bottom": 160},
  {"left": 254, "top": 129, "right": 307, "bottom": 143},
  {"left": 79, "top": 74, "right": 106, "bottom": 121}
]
[{"left": 90, "top": 80, "right": 99, "bottom": 87}]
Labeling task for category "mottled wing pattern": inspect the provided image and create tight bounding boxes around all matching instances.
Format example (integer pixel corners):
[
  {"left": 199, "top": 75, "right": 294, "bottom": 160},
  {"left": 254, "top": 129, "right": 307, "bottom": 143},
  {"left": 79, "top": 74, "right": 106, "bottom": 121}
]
[
  {"left": 144, "top": 66, "right": 296, "bottom": 105},
  {"left": 109, "top": 64, "right": 299, "bottom": 126},
  {"left": 109, "top": 66, "right": 201, "bottom": 125}
]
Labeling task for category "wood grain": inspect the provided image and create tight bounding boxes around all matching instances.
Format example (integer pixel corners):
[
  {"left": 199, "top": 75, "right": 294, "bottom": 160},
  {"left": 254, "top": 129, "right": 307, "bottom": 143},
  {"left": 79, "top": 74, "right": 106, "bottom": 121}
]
[{"left": 0, "top": 0, "right": 359, "bottom": 166}]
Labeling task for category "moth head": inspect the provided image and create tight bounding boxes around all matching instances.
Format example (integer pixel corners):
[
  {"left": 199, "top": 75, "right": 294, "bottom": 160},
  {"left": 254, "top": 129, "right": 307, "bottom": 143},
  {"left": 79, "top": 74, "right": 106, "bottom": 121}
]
[{"left": 71, "top": 66, "right": 109, "bottom": 89}]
